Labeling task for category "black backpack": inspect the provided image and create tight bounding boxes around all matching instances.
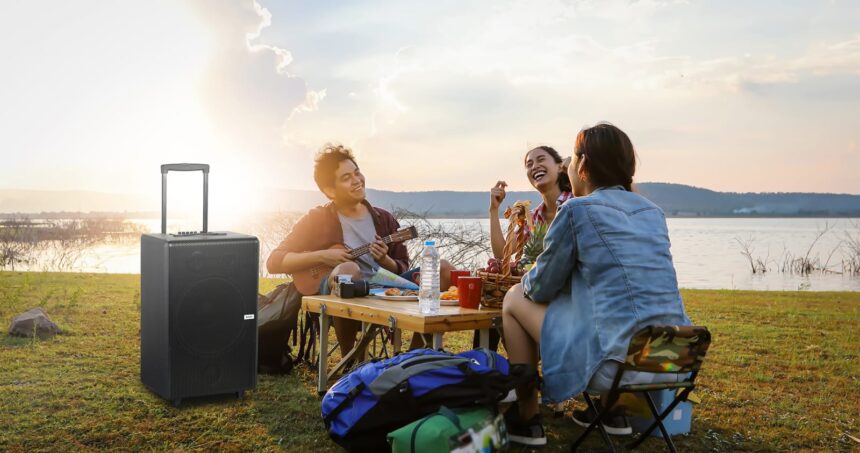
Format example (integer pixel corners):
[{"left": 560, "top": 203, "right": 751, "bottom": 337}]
[{"left": 256, "top": 283, "right": 302, "bottom": 374}]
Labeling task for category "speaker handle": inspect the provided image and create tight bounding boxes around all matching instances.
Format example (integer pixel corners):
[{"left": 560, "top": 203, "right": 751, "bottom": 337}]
[{"left": 161, "top": 163, "right": 210, "bottom": 235}]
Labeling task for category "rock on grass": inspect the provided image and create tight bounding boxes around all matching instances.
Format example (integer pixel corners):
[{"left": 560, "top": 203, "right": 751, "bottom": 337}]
[{"left": 8, "top": 307, "right": 61, "bottom": 338}]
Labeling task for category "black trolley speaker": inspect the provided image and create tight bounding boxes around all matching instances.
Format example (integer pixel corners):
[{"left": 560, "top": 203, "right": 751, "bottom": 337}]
[{"left": 140, "top": 164, "right": 258, "bottom": 406}]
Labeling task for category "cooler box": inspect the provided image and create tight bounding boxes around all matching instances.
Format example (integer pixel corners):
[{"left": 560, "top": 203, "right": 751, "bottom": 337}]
[{"left": 628, "top": 389, "right": 693, "bottom": 438}]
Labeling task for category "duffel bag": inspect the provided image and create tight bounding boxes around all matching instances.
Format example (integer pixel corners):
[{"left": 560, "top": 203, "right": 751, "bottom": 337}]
[
  {"left": 321, "top": 348, "right": 521, "bottom": 452},
  {"left": 387, "top": 405, "right": 508, "bottom": 453}
]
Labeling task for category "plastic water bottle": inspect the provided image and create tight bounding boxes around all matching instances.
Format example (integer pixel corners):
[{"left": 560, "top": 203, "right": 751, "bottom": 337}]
[{"left": 419, "top": 240, "right": 440, "bottom": 314}]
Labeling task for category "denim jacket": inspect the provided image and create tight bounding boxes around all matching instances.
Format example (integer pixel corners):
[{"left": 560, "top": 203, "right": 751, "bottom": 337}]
[{"left": 523, "top": 186, "right": 691, "bottom": 402}]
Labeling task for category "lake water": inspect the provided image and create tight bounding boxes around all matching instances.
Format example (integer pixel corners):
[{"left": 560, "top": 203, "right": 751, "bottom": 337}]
[{"left": 6, "top": 217, "right": 860, "bottom": 292}]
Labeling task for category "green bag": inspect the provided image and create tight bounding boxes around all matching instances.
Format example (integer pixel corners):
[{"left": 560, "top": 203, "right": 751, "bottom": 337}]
[{"left": 387, "top": 406, "right": 508, "bottom": 453}]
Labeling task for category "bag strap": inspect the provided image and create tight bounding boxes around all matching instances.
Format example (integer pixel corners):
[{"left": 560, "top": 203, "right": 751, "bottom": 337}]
[
  {"left": 322, "top": 382, "right": 366, "bottom": 427},
  {"left": 408, "top": 406, "right": 463, "bottom": 453},
  {"left": 436, "top": 406, "right": 463, "bottom": 430},
  {"left": 368, "top": 356, "right": 472, "bottom": 396},
  {"left": 291, "top": 314, "right": 298, "bottom": 347},
  {"left": 259, "top": 282, "right": 288, "bottom": 306},
  {"left": 298, "top": 312, "right": 319, "bottom": 364}
]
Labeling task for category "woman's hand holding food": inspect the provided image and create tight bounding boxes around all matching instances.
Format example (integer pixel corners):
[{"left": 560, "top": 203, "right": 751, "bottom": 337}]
[{"left": 490, "top": 181, "right": 508, "bottom": 212}]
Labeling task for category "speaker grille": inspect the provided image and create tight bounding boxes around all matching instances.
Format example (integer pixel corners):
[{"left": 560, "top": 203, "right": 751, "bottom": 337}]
[
  {"left": 175, "top": 276, "right": 247, "bottom": 356},
  {"left": 145, "top": 237, "right": 259, "bottom": 400}
]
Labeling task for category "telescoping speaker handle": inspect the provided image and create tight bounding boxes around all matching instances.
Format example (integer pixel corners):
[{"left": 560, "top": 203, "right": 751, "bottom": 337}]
[{"left": 160, "top": 164, "right": 210, "bottom": 235}]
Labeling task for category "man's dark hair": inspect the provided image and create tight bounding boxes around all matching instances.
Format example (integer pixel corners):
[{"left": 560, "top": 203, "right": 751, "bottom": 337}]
[{"left": 313, "top": 144, "right": 357, "bottom": 192}]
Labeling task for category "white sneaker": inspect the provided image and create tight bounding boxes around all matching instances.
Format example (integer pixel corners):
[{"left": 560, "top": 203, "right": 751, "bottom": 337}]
[
  {"left": 572, "top": 407, "right": 633, "bottom": 436},
  {"left": 500, "top": 390, "right": 544, "bottom": 404}
]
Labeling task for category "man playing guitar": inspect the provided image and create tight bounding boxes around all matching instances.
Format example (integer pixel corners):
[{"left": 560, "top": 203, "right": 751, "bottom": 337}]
[{"left": 267, "top": 144, "right": 452, "bottom": 355}]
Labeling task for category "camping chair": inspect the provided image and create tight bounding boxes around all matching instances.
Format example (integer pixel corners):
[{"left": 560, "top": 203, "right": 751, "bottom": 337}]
[{"left": 570, "top": 325, "right": 712, "bottom": 453}]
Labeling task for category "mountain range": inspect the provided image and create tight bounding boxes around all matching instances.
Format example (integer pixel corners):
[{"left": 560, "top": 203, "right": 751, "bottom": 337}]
[{"left": 1, "top": 183, "right": 859, "bottom": 218}]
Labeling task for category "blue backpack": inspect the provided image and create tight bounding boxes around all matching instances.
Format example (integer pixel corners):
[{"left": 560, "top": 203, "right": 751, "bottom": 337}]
[{"left": 321, "top": 348, "right": 521, "bottom": 452}]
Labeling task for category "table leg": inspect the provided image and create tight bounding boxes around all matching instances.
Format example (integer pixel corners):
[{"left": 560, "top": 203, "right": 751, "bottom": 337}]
[
  {"left": 479, "top": 328, "right": 490, "bottom": 349},
  {"left": 361, "top": 322, "right": 367, "bottom": 358},
  {"left": 361, "top": 322, "right": 371, "bottom": 360},
  {"left": 432, "top": 333, "right": 443, "bottom": 350},
  {"left": 393, "top": 328, "right": 402, "bottom": 353},
  {"left": 317, "top": 306, "right": 329, "bottom": 395}
]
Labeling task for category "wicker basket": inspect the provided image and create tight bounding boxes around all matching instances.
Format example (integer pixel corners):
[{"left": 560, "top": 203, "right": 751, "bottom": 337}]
[
  {"left": 477, "top": 271, "right": 521, "bottom": 308},
  {"left": 479, "top": 203, "right": 530, "bottom": 308}
]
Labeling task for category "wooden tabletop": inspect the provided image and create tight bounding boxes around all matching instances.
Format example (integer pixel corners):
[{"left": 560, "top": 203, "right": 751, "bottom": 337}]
[{"left": 301, "top": 295, "right": 502, "bottom": 333}]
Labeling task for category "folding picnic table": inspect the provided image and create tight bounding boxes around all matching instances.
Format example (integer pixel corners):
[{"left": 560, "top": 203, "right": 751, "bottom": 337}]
[{"left": 301, "top": 294, "right": 502, "bottom": 394}]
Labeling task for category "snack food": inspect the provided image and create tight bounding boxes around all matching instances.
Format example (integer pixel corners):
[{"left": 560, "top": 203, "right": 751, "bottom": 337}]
[
  {"left": 440, "top": 286, "right": 458, "bottom": 300},
  {"left": 384, "top": 288, "right": 402, "bottom": 296}
]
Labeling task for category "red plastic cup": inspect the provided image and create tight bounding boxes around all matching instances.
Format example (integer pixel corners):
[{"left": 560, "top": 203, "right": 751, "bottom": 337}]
[
  {"left": 457, "top": 277, "right": 483, "bottom": 310},
  {"left": 450, "top": 270, "right": 471, "bottom": 287}
]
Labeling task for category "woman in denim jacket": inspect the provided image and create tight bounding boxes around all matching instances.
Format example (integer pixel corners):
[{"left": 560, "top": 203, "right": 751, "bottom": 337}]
[{"left": 502, "top": 123, "right": 691, "bottom": 446}]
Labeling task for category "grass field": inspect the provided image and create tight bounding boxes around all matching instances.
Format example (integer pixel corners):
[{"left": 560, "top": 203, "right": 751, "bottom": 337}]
[{"left": 1, "top": 271, "right": 859, "bottom": 452}]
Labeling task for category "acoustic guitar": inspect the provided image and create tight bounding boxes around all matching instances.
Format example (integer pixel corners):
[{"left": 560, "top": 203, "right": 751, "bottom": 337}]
[{"left": 292, "top": 226, "right": 418, "bottom": 295}]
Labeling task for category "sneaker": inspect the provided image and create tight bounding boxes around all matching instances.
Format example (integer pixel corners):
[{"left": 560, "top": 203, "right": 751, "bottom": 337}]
[
  {"left": 504, "top": 404, "right": 547, "bottom": 446},
  {"left": 501, "top": 389, "right": 517, "bottom": 403},
  {"left": 572, "top": 403, "right": 632, "bottom": 436},
  {"left": 500, "top": 389, "right": 544, "bottom": 404}
]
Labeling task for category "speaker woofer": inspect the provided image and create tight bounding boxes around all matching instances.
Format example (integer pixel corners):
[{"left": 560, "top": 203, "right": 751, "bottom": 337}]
[{"left": 175, "top": 277, "right": 247, "bottom": 356}]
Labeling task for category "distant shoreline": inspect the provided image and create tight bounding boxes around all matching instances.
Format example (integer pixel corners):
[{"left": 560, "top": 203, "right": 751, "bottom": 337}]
[{"left": 3, "top": 183, "right": 859, "bottom": 218}]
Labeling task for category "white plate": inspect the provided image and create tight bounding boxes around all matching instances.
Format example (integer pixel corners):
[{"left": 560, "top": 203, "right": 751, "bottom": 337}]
[
  {"left": 376, "top": 294, "right": 418, "bottom": 301},
  {"left": 440, "top": 299, "right": 459, "bottom": 306}
]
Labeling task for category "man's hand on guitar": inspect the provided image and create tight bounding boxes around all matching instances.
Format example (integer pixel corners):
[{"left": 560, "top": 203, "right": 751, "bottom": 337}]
[
  {"left": 369, "top": 235, "right": 389, "bottom": 261},
  {"left": 371, "top": 235, "right": 400, "bottom": 272},
  {"left": 316, "top": 248, "right": 353, "bottom": 267}
]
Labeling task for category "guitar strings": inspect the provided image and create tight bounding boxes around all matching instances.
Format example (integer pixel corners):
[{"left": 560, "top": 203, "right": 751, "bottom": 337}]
[
  {"left": 347, "top": 233, "right": 396, "bottom": 258},
  {"left": 308, "top": 233, "right": 398, "bottom": 272},
  {"left": 305, "top": 229, "right": 412, "bottom": 274}
]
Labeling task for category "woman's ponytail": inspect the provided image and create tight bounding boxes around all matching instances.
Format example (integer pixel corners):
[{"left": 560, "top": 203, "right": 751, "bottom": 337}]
[{"left": 574, "top": 123, "right": 637, "bottom": 192}]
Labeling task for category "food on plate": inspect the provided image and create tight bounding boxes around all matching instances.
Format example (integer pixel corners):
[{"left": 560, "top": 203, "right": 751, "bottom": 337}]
[
  {"left": 440, "top": 286, "right": 458, "bottom": 300},
  {"left": 381, "top": 288, "right": 418, "bottom": 297}
]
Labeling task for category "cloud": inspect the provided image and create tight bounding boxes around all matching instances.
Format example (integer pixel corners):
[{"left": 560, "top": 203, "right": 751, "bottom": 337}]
[
  {"left": 189, "top": 0, "right": 860, "bottom": 193},
  {"left": 289, "top": 88, "right": 328, "bottom": 120},
  {"left": 638, "top": 34, "right": 860, "bottom": 96},
  {"left": 189, "top": 0, "right": 324, "bottom": 189}
]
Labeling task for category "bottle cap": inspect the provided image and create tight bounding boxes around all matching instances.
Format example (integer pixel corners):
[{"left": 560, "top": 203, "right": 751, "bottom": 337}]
[{"left": 424, "top": 240, "right": 436, "bottom": 246}]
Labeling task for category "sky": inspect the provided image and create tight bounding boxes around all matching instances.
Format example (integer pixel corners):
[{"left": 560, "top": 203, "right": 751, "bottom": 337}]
[{"left": 1, "top": 0, "right": 859, "bottom": 213}]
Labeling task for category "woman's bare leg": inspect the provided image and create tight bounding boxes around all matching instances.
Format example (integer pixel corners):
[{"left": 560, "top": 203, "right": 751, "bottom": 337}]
[{"left": 502, "top": 283, "right": 547, "bottom": 419}]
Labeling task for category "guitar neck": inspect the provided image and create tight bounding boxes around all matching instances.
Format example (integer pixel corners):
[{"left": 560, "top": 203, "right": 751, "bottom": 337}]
[{"left": 347, "top": 234, "right": 396, "bottom": 259}]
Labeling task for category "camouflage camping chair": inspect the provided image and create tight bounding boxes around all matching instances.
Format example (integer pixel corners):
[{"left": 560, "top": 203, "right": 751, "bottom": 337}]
[{"left": 571, "top": 325, "right": 711, "bottom": 453}]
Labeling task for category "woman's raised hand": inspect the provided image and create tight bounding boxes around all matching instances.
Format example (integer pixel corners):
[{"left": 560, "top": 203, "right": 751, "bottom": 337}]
[
  {"left": 490, "top": 181, "right": 508, "bottom": 211},
  {"left": 562, "top": 156, "right": 571, "bottom": 173}
]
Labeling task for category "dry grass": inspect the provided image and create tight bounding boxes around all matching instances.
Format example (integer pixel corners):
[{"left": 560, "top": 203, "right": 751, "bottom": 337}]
[{"left": 1, "top": 271, "right": 858, "bottom": 452}]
